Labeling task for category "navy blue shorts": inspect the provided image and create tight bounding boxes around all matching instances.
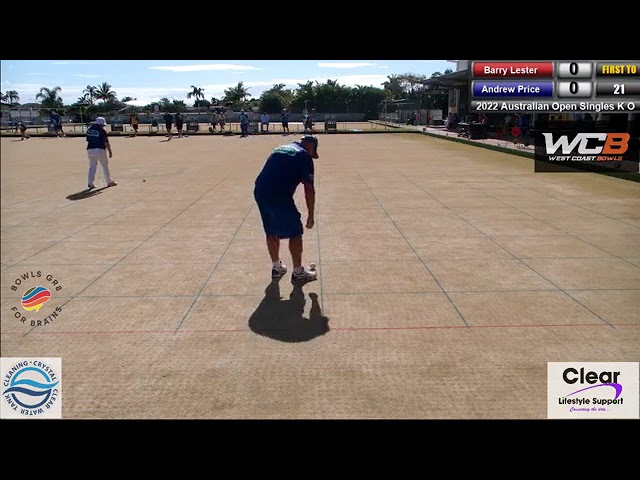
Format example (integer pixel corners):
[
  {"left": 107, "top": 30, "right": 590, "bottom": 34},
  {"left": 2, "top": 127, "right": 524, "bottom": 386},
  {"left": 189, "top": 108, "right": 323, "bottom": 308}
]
[{"left": 255, "top": 197, "right": 303, "bottom": 238}]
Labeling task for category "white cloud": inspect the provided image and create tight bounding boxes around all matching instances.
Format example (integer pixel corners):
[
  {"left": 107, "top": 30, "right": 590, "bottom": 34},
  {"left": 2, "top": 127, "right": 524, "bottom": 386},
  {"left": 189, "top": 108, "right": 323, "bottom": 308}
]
[
  {"left": 72, "top": 74, "right": 100, "bottom": 78},
  {"left": 1, "top": 82, "right": 65, "bottom": 92},
  {"left": 317, "top": 62, "right": 381, "bottom": 68},
  {"left": 101, "top": 86, "right": 193, "bottom": 105},
  {"left": 148, "top": 64, "right": 262, "bottom": 72},
  {"left": 51, "top": 61, "right": 98, "bottom": 65}
]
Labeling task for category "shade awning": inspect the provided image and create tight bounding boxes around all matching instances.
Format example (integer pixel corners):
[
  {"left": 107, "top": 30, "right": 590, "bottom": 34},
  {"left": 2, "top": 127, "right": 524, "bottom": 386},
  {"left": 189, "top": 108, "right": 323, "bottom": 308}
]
[{"left": 421, "top": 69, "right": 469, "bottom": 89}]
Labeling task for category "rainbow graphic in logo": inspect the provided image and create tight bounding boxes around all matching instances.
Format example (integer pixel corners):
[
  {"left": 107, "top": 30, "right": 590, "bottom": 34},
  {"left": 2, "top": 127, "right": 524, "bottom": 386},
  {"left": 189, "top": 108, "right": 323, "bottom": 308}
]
[{"left": 21, "top": 286, "right": 51, "bottom": 312}]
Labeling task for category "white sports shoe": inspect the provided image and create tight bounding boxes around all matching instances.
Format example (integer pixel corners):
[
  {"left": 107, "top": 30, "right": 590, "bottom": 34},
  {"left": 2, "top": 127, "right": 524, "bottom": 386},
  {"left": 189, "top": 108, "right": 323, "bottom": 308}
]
[
  {"left": 291, "top": 266, "right": 318, "bottom": 285},
  {"left": 271, "top": 262, "right": 288, "bottom": 279}
]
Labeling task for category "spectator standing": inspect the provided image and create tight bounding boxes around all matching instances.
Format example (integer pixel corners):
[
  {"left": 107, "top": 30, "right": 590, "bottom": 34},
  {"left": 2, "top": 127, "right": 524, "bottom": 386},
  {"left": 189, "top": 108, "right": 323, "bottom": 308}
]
[
  {"left": 174, "top": 112, "right": 184, "bottom": 138},
  {"left": 129, "top": 112, "right": 139, "bottom": 136},
  {"left": 261, "top": 112, "right": 270, "bottom": 132},
  {"left": 281, "top": 108, "right": 290, "bottom": 135},
  {"left": 50, "top": 110, "right": 65, "bottom": 137},
  {"left": 304, "top": 109, "right": 315, "bottom": 133},
  {"left": 502, "top": 113, "right": 515, "bottom": 136},
  {"left": 517, "top": 113, "right": 529, "bottom": 136},
  {"left": 163, "top": 112, "right": 173, "bottom": 139},
  {"left": 210, "top": 112, "right": 218, "bottom": 133},
  {"left": 17, "top": 120, "right": 30, "bottom": 140},
  {"left": 239, "top": 109, "right": 250, "bottom": 137}
]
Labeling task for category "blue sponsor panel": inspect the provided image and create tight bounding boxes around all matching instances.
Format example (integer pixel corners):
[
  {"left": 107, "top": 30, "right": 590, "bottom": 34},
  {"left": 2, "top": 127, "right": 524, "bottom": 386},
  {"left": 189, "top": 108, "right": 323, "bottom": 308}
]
[{"left": 473, "top": 81, "right": 554, "bottom": 97}]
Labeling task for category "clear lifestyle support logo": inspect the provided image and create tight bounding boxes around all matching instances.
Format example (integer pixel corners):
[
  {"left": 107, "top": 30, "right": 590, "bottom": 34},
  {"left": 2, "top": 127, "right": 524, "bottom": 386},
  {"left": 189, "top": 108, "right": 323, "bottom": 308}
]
[
  {"left": 548, "top": 362, "right": 639, "bottom": 419},
  {"left": 1, "top": 358, "right": 62, "bottom": 419}
]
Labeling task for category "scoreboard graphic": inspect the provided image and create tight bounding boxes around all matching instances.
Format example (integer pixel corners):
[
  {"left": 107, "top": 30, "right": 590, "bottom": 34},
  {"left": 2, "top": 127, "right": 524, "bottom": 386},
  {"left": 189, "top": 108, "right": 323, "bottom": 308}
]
[{"left": 469, "top": 60, "right": 640, "bottom": 113}]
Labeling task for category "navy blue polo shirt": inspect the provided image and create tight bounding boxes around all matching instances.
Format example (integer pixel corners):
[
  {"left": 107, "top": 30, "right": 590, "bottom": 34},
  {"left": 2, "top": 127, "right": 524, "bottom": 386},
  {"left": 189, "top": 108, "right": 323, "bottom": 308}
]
[
  {"left": 254, "top": 142, "right": 314, "bottom": 203},
  {"left": 86, "top": 124, "right": 108, "bottom": 149}
]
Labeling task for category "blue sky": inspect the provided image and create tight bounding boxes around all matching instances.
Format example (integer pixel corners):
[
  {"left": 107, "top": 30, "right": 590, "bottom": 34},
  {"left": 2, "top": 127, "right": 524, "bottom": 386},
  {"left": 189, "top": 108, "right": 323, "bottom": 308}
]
[{"left": 0, "top": 60, "right": 456, "bottom": 106}]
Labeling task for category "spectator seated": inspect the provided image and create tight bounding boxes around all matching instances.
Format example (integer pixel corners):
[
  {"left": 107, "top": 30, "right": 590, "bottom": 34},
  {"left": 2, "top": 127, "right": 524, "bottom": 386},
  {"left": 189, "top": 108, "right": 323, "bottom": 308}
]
[
  {"left": 111, "top": 122, "right": 124, "bottom": 133},
  {"left": 324, "top": 120, "right": 337, "bottom": 133}
]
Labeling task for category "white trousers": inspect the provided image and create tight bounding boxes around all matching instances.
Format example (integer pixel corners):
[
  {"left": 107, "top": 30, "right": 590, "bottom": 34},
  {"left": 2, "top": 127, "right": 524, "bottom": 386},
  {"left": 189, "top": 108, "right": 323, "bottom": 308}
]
[{"left": 87, "top": 148, "right": 113, "bottom": 186}]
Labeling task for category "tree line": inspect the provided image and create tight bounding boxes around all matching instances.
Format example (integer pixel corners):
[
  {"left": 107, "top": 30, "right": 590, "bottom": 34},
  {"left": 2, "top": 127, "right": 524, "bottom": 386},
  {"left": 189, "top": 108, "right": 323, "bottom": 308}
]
[{"left": 1, "top": 69, "right": 453, "bottom": 120}]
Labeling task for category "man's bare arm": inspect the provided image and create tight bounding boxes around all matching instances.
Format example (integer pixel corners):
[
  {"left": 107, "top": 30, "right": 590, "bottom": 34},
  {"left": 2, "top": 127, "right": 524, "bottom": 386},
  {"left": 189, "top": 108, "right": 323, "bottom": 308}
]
[
  {"left": 105, "top": 136, "right": 113, "bottom": 157},
  {"left": 304, "top": 182, "right": 315, "bottom": 228}
]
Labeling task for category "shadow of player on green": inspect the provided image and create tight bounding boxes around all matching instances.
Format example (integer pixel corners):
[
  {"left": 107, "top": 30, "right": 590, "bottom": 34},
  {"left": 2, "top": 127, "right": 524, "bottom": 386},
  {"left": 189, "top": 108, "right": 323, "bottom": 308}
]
[
  {"left": 249, "top": 278, "right": 329, "bottom": 342},
  {"left": 66, "top": 186, "right": 108, "bottom": 201}
]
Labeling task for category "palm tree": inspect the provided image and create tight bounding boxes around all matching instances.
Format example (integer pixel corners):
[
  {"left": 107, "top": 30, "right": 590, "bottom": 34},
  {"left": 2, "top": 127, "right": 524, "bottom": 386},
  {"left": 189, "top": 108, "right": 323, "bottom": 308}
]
[
  {"left": 4, "top": 90, "right": 20, "bottom": 105},
  {"left": 82, "top": 85, "right": 98, "bottom": 105},
  {"left": 382, "top": 75, "right": 404, "bottom": 100},
  {"left": 35, "top": 86, "right": 64, "bottom": 109},
  {"left": 186, "top": 85, "right": 205, "bottom": 103},
  {"left": 223, "top": 82, "right": 251, "bottom": 108},
  {"left": 94, "top": 82, "right": 117, "bottom": 105},
  {"left": 296, "top": 81, "right": 314, "bottom": 98}
]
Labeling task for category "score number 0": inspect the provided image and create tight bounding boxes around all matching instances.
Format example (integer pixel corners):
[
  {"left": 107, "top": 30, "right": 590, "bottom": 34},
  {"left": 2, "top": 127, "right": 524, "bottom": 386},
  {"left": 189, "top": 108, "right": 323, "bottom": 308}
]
[{"left": 557, "top": 62, "right": 593, "bottom": 97}]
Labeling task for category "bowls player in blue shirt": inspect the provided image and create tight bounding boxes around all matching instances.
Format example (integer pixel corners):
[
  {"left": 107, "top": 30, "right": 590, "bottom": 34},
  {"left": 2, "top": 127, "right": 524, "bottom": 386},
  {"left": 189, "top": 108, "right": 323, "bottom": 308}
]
[
  {"left": 86, "top": 117, "right": 117, "bottom": 190},
  {"left": 254, "top": 135, "right": 319, "bottom": 284}
]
